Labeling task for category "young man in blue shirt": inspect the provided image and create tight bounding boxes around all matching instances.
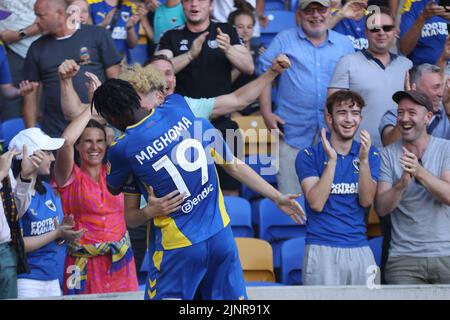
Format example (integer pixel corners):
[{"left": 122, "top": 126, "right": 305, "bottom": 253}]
[
  {"left": 296, "top": 90, "right": 380, "bottom": 285},
  {"left": 91, "top": 77, "right": 305, "bottom": 300}
]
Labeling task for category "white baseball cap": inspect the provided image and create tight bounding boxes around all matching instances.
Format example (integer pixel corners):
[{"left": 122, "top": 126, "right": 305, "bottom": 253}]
[{"left": 9, "top": 128, "right": 65, "bottom": 160}]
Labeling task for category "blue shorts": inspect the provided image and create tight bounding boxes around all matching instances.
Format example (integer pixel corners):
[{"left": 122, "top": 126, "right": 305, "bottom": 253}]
[{"left": 144, "top": 225, "right": 247, "bottom": 300}]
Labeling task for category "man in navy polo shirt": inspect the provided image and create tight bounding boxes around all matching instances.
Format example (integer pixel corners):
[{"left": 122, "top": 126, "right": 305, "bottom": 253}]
[{"left": 296, "top": 90, "right": 380, "bottom": 285}]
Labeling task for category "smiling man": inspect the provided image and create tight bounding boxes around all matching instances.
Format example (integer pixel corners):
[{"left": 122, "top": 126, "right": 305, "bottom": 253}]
[
  {"left": 258, "top": 0, "right": 354, "bottom": 195},
  {"left": 375, "top": 90, "right": 450, "bottom": 285},
  {"left": 328, "top": 6, "right": 412, "bottom": 148},
  {"left": 296, "top": 90, "right": 380, "bottom": 285}
]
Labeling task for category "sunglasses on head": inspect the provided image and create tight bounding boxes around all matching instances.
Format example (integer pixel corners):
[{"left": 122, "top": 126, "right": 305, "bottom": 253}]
[{"left": 368, "top": 25, "right": 395, "bottom": 33}]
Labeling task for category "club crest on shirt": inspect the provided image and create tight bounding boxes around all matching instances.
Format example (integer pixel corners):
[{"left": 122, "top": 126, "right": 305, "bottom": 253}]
[
  {"left": 30, "top": 208, "right": 38, "bottom": 216},
  {"left": 171, "top": 17, "right": 178, "bottom": 25},
  {"left": 179, "top": 39, "right": 188, "bottom": 51},
  {"left": 207, "top": 40, "right": 218, "bottom": 49},
  {"left": 45, "top": 200, "right": 57, "bottom": 212},
  {"left": 121, "top": 11, "right": 130, "bottom": 22},
  {"left": 353, "top": 158, "right": 360, "bottom": 173}
]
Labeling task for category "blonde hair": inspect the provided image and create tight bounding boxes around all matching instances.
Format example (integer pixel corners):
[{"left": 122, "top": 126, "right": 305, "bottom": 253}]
[{"left": 119, "top": 64, "right": 166, "bottom": 95}]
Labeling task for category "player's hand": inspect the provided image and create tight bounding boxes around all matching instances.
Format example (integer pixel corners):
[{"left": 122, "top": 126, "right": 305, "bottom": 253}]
[
  {"left": 270, "top": 54, "right": 291, "bottom": 74},
  {"left": 0, "top": 148, "right": 18, "bottom": 180},
  {"left": 20, "top": 146, "right": 45, "bottom": 179},
  {"left": 18, "top": 80, "right": 39, "bottom": 96},
  {"left": 216, "top": 27, "right": 231, "bottom": 53},
  {"left": 143, "top": 184, "right": 186, "bottom": 218},
  {"left": 358, "top": 130, "right": 371, "bottom": 162},
  {"left": 275, "top": 194, "right": 307, "bottom": 224},
  {"left": 58, "top": 59, "right": 80, "bottom": 80},
  {"left": 321, "top": 128, "right": 337, "bottom": 162}
]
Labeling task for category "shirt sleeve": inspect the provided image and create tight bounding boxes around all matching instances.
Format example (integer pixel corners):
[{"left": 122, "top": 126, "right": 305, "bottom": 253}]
[
  {"left": 184, "top": 97, "right": 215, "bottom": 119},
  {"left": 106, "top": 141, "right": 132, "bottom": 190},
  {"left": 378, "top": 109, "right": 398, "bottom": 137},
  {"left": 295, "top": 147, "right": 319, "bottom": 182},
  {"left": 378, "top": 147, "right": 394, "bottom": 185},
  {"left": 13, "top": 177, "right": 34, "bottom": 219},
  {"left": 202, "top": 119, "right": 234, "bottom": 164},
  {"left": 399, "top": 1, "right": 419, "bottom": 39},
  {"left": 328, "top": 54, "right": 351, "bottom": 89},
  {"left": 369, "top": 146, "right": 381, "bottom": 182},
  {"left": 0, "top": 46, "right": 12, "bottom": 84},
  {"left": 443, "top": 141, "right": 450, "bottom": 172},
  {"left": 96, "top": 27, "right": 122, "bottom": 69}
]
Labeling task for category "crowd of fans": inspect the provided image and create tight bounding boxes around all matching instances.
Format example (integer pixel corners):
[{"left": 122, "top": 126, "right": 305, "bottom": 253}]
[{"left": 1, "top": 0, "right": 450, "bottom": 299}]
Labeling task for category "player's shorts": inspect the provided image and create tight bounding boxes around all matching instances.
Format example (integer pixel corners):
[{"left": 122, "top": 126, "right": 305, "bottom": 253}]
[{"left": 144, "top": 225, "right": 247, "bottom": 300}]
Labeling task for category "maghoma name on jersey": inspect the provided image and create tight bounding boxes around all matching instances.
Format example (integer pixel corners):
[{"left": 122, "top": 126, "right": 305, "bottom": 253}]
[{"left": 107, "top": 94, "right": 233, "bottom": 251}]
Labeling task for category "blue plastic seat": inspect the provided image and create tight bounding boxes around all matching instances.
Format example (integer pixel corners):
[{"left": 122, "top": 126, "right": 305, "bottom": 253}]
[
  {"left": 260, "top": 10, "right": 296, "bottom": 47},
  {"left": 280, "top": 237, "right": 305, "bottom": 285},
  {"left": 265, "top": 0, "right": 286, "bottom": 10},
  {"left": 224, "top": 196, "right": 254, "bottom": 237},
  {"left": 369, "top": 236, "right": 383, "bottom": 267},
  {"left": 258, "top": 197, "right": 306, "bottom": 268},
  {"left": 1, "top": 117, "right": 26, "bottom": 149},
  {"left": 128, "top": 44, "right": 149, "bottom": 66}
]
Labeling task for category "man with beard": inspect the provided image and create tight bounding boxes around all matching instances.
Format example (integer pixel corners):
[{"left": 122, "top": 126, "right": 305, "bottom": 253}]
[
  {"left": 296, "top": 90, "right": 380, "bottom": 285},
  {"left": 375, "top": 91, "right": 450, "bottom": 284}
]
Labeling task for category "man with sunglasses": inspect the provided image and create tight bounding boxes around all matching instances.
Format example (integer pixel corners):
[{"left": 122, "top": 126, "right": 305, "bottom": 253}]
[
  {"left": 328, "top": 6, "right": 413, "bottom": 148},
  {"left": 375, "top": 90, "right": 450, "bottom": 285},
  {"left": 258, "top": 0, "right": 354, "bottom": 195}
]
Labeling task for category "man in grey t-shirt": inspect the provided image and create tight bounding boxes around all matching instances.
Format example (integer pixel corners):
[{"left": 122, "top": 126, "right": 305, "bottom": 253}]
[{"left": 375, "top": 90, "right": 450, "bottom": 284}]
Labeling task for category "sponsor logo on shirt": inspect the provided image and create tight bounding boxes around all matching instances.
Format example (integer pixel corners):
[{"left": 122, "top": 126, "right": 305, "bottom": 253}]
[
  {"left": 331, "top": 182, "right": 358, "bottom": 195},
  {"left": 30, "top": 217, "right": 56, "bottom": 236},
  {"left": 181, "top": 183, "right": 214, "bottom": 214},
  {"left": 421, "top": 22, "right": 448, "bottom": 38}
]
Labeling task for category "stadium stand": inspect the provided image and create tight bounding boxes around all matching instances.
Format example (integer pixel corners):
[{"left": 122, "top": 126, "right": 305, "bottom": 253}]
[
  {"left": 235, "top": 237, "right": 276, "bottom": 282},
  {"left": 225, "top": 196, "right": 254, "bottom": 238},
  {"left": 280, "top": 236, "right": 305, "bottom": 285}
]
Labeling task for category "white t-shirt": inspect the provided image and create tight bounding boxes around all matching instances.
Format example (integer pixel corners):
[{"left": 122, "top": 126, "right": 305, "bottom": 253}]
[
  {"left": 212, "top": 0, "right": 261, "bottom": 37},
  {"left": 0, "top": 0, "right": 40, "bottom": 58}
]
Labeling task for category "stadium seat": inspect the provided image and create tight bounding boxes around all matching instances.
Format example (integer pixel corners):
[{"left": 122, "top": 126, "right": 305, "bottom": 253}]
[
  {"left": 235, "top": 237, "right": 276, "bottom": 282},
  {"left": 280, "top": 237, "right": 305, "bottom": 285},
  {"left": 1, "top": 117, "right": 26, "bottom": 149},
  {"left": 231, "top": 115, "right": 278, "bottom": 156},
  {"left": 128, "top": 44, "right": 149, "bottom": 66},
  {"left": 240, "top": 155, "right": 277, "bottom": 202},
  {"left": 265, "top": 0, "right": 286, "bottom": 10},
  {"left": 290, "top": 0, "right": 299, "bottom": 11},
  {"left": 260, "top": 10, "right": 296, "bottom": 47},
  {"left": 258, "top": 197, "right": 306, "bottom": 268},
  {"left": 369, "top": 236, "right": 383, "bottom": 267},
  {"left": 224, "top": 196, "right": 254, "bottom": 237}
]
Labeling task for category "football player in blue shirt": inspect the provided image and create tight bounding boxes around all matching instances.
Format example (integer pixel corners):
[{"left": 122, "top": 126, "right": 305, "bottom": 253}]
[
  {"left": 91, "top": 78, "right": 305, "bottom": 300},
  {"left": 296, "top": 90, "right": 380, "bottom": 285}
]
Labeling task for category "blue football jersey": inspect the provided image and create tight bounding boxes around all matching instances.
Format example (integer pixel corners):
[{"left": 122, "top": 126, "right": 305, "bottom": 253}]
[
  {"left": 107, "top": 94, "right": 234, "bottom": 250},
  {"left": 18, "top": 182, "right": 65, "bottom": 281}
]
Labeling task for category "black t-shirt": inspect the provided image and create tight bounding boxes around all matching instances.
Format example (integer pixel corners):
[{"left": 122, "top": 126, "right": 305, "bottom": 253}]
[
  {"left": 24, "top": 25, "right": 121, "bottom": 137},
  {"left": 157, "top": 21, "right": 243, "bottom": 99}
]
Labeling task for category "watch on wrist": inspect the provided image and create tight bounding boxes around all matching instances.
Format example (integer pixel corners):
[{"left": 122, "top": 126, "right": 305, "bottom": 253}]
[{"left": 18, "top": 28, "right": 27, "bottom": 39}]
